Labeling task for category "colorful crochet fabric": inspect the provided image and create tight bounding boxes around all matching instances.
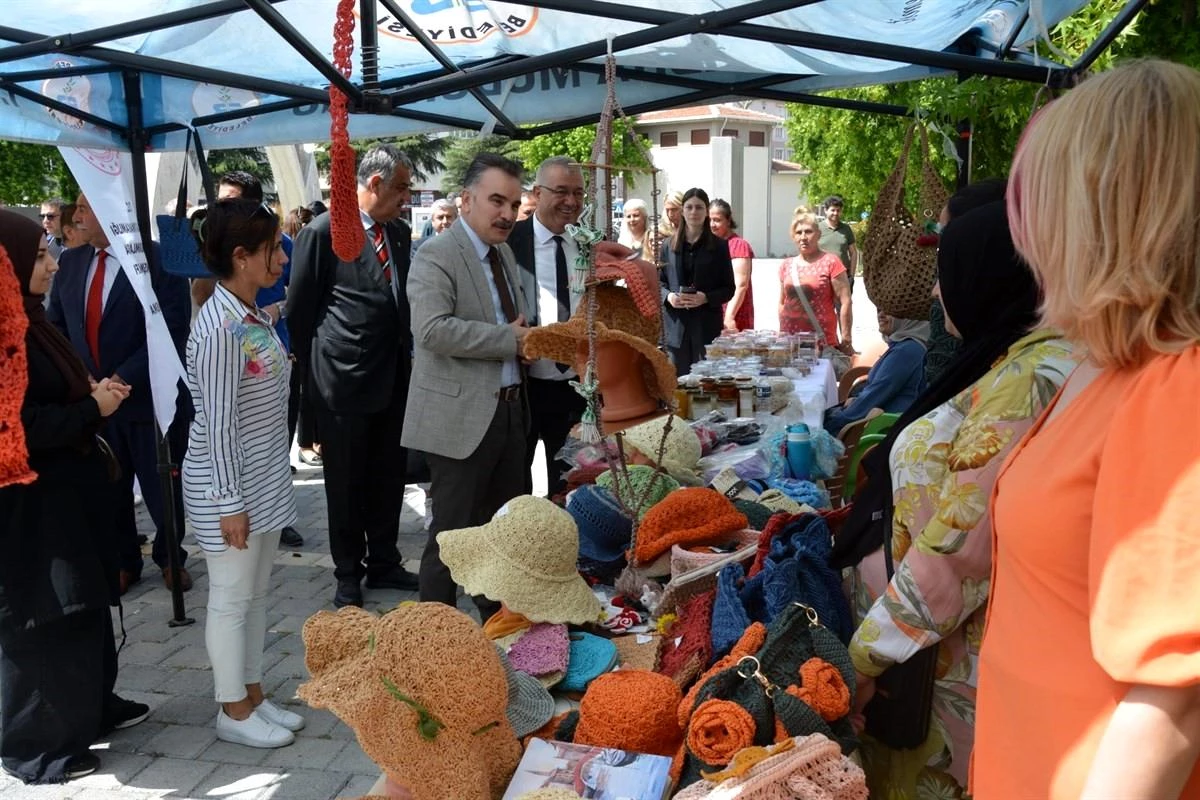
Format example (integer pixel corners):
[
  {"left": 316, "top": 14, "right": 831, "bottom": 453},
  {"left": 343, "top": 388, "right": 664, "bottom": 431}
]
[
  {"left": 506, "top": 623, "right": 570, "bottom": 677},
  {"left": 0, "top": 243, "right": 34, "bottom": 488},
  {"left": 574, "top": 669, "right": 683, "bottom": 757},
  {"left": 560, "top": 631, "right": 618, "bottom": 693},
  {"left": 634, "top": 487, "right": 749, "bottom": 565},
  {"left": 596, "top": 464, "right": 680, "bottom": 522},
  {"left": 657, "top": 589, "right": 716, "bottom": 682},
  {"left": 672, "top": 733, "right": 868, "bottom": 799}
]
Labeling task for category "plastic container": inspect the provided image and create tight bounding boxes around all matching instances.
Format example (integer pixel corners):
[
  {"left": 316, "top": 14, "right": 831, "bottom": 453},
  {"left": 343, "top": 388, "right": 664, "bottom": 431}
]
[{"left": 785, "top": 423, "right": 814, "bottom": 481}]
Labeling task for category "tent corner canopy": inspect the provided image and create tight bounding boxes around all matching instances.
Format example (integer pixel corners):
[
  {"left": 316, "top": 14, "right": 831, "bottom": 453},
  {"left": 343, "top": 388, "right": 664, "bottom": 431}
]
[{"left": 0, "top": 0, "right": 1143, "bottom": 152}]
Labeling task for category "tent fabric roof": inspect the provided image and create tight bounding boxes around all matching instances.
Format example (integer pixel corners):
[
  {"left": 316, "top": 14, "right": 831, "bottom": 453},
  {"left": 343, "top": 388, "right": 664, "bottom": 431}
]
[{"left": 0, "top": 0, "right": 1132, "bottom": 152}]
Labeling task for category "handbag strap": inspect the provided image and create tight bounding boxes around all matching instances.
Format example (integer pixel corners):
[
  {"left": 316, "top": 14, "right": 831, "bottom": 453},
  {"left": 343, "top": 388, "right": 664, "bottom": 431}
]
[
  {"left": 788, "top": 258, "right": 831, "bottom": 347},
  {"left": 175, "top": 128, "right": 217, "bottom": 220},
  {"left": 881, "top": 496, "right": 898, "bottom": 580}
]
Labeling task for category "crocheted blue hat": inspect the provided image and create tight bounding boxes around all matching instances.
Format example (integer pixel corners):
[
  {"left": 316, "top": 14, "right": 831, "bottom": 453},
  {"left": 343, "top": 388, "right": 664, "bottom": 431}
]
[
  {"left": 566, "top": 485, "right": 633, "bottom": 564},
  {"left": 560, "top": 632, "right": 618, "bottom": 693}
]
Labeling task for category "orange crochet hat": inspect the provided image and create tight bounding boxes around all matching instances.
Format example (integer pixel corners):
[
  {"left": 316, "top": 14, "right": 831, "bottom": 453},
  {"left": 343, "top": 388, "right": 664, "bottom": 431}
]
[
  {"left": 633, "top": 488, "right": 749, "bottom": 565},
  {"left": 574, "top": 669, "right": 684, "bottom": 757},
  {"left": 298, "top": 605, "right": 521, "bottom": 800},
  {"left": 0, "top": 241, "right": 33, "bottom": 489}
]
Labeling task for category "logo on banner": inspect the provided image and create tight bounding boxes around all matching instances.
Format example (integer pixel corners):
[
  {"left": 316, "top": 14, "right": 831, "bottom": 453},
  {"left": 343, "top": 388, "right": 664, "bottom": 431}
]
[
  {"left": 74, "top": 148, "right": 122, "bottom": 176},
  {"left": 42, "top": 61, "right": 91, "bottom": 130},
  {"left": 367, "top": 0, "right": 537, "bottom": 43},
  {"left": 192, "top": 84, "right": 261, "bottom": 135}
]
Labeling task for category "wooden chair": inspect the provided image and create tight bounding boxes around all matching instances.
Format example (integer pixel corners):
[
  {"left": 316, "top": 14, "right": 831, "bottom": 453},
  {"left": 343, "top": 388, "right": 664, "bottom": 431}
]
[
  {"left": 826, "top": 417, "right": 870, "bottom": 507},
  {"left": 837, "top": 365, "right": 871, "bottom": 404}
]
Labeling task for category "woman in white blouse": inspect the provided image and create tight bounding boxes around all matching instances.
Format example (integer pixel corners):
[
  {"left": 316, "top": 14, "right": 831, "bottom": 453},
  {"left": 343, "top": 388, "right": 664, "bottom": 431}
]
[{"left": 183, "top": 200, "right": 300, "bottom": 749}]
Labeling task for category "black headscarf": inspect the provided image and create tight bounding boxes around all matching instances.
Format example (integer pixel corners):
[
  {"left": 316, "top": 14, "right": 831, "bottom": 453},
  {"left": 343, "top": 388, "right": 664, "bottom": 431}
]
[
  {"left": 0, "top": 209, "right": 92, "bottom": 402},
  {"left": 830, "top": 200, "right": 1042, "bottom": 568}
]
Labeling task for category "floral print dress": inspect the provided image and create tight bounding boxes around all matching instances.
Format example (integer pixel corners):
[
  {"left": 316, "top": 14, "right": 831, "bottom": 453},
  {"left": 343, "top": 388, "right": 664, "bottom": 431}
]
[{"left": 846, "top": 329, "right": 1078, "bottom": 799}]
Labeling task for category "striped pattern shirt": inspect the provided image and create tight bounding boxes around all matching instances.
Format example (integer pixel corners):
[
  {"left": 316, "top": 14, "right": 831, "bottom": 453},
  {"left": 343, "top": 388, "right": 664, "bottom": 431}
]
[{"left": 182, "top": 284, "right": 297, "bottom": 552}]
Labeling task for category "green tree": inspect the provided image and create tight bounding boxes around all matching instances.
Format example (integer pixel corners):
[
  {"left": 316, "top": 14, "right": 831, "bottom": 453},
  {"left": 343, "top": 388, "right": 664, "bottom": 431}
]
[
  {"left": 439, "top": 134, "right": 523, "bottom": 195},
  {"left": 516, "top": 118, "right": 652, "bottom": 186},
  {"left": 311, "top": 133, "right": 451, "bottom": 183},
  {"left": 0, "top": 142, "right": 79, "bottom": 205},
  {"left": 207, "top": 147, "right": 269, "bottom": 182}
]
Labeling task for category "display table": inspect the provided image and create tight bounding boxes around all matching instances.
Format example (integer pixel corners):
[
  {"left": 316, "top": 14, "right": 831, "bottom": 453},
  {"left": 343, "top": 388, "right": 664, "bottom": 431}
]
[{"left": 788, "top": 359, "right": 839, "bottom": 430}]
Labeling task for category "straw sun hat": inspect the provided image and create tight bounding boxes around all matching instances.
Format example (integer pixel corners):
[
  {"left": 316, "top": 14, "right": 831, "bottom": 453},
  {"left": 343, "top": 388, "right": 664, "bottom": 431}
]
[{"left": 437, "top": 496, "right": 603, "bottom": 625}]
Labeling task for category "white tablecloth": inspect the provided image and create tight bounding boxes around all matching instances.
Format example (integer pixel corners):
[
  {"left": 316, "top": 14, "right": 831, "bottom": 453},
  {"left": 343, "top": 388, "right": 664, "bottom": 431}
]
[{"left": 789, "top": 359, "right": 839, "bottom": 430}]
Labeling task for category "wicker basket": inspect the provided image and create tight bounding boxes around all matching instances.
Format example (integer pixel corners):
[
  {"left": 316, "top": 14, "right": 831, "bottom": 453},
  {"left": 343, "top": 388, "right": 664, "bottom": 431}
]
[{"left": 862, "top": 123, "right": 949, "bottom": 321}]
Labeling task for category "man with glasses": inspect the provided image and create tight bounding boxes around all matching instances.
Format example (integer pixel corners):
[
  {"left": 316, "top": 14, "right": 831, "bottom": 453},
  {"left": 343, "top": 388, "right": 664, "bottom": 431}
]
[
  {"left": 508, "top": 156, "right": 586, "bottom": 496},
  {"left": 39, "top": 198, "right": 65, "bottom": 260}
]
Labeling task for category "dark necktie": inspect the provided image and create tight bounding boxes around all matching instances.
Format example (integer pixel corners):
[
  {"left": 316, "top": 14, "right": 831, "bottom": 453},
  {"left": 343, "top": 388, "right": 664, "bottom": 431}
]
[
  {"left": 486, "top": 247, "right": 517, "bottom": 323},
  {"left": 371, "top": 223, "right": 392, "bottom": 283},
  {"left": 551, "top": 234, "right": 570, "bottom": 322}
]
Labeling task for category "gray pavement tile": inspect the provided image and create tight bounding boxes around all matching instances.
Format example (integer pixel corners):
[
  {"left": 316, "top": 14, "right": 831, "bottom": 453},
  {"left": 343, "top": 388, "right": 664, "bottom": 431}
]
[
  {"left": 339, "top": 774, "right": 382, "bottom": 798},
  {"left": 258, "top": 737, "right": 345, "bottom": 771},
  {"left": 263, "top": 677, "right": 304, "bottom": 705},
  {"left": 69, "top": 751, "right": 155, "bottom": 791},
  {"left": 265, "top": 614, "right": 313, "bottom": 635},
  {"left": 189, "top": 765, "right": 282, "bottom": 800},
  {"left": 114, "top": 664, "right": 177, "bottom": 694},
  {"left": 329, "top": 742, "right": 378, "bottom": 776},
  {"left": 257, "top": 769, "right": 353, "bottom": 800},
  {"left": 100, "top": 721, "right": 170, "bottom": 755},
  {"left": 117, "top": 641, "right": 185, "bottom": 667},
  {"left": 68, "top": 790, "right": 162, "bottom": 800},
  {"left": 0, "top": 783, "right": 82, "bottom": 798},
  {"left": 136, "top": 723, "right": 218, "bottom": 760},
  {"left": 265, "top": 653, "right": 308, "bottom": 679},
  {"left": 155, "top": 668, "right": 214, "bottom": 697},
  {"left": 290, "top": 708, "right": 343, "bottom": 740},
  {"left": 267, "top": 597, "right": 328, "bottom": 618},
  {"left": 160, "top": 645, "right": 213, "bottom": 670},
  {"left": 196, "top": 740, "right": 271, "bottom": 768},
  {"left": 147, "top": 697, "right": 218, "bottom": 729},
  {"left": 118, "top": 757, "right": 218, "bottom": 797}
]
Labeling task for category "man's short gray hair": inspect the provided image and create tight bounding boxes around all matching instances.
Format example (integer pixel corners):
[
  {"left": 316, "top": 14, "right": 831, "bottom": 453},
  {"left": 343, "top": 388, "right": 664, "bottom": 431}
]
[
  {"left": 357, "top": 144, "right": 413, "bottom": 186},
  {"left": 431, "top": 198, "right": 456, "bottom": 212},
  {"left": 535, "top": 156, "right": 580, "bottom": 186}
]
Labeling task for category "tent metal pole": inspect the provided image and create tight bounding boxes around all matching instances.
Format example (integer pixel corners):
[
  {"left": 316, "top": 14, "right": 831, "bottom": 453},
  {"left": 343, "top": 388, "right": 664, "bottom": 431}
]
[
  {"left": 121, "top": 70, "right": 194, "bottom": 629},
  {"left": 243, "top": 0, "right": 362, "bottom": 100},
  {"left": 1072, "top": 0, "right": 1148, "bottom": 73},
  {"left": 0, "top": 63, "right": 115, "bottom": 82},
  {"left": 386, "top": 0, "right": 804, "bottom": 107},
  {"left": 360, "top": 0, "right": 380, "bottom": 93},
  {"left": 999, "top": 8, "right": 1032, "bottom": 58},
  {"left": 0, "top": 77, "right": 126, "bottom": 133},
  {"left": 377, "top": 0, "right": 520, "bottom": 134}
]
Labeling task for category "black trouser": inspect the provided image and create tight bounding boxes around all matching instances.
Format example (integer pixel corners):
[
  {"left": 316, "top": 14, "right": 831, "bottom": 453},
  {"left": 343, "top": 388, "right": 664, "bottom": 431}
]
[
  {"left": 524, "top": 376, "right": 586, "bottom": 497},
  {"left": 0, "top": 608, "right": 112, "bottom": 784},
  {"left": 315, "top": 403, "right": 407, "bottom": 583},
  {"left": 287, "top": 357, "right": 302, "bottom": 446},
  {"left": 419, "top": 394, "right": 527, "bottom": 619},
  {"left": 107, "top": 415, "right": 189, "bottom": 574}
]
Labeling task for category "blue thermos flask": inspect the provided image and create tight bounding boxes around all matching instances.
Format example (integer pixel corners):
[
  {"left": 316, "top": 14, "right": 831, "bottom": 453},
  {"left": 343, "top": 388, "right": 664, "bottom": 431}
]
[{"left": 786, "top": 423, "right": 814, "bottom": 481}]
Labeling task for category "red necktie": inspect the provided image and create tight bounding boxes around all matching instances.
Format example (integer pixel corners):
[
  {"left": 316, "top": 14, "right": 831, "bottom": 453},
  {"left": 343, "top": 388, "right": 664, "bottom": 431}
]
[
  {"left": 85, "top": 250, "right": 107, "bottom": 367},
  {"left": 371, "top": 223, "right": 392, "bottom": 283}
]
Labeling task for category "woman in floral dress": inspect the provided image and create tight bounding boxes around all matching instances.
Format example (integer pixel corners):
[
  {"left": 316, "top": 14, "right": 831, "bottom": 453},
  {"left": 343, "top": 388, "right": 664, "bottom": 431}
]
[
  {"left": 778, "top": 212, "right": 853, "bottom": 353},
  {"left": 845, "top": 201, "right": 1079, "bottom": 798}
]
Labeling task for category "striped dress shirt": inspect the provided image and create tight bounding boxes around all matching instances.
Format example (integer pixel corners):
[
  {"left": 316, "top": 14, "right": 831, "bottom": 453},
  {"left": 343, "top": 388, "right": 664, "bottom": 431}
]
[{"left": 182, "top": 284, "right": 297, "bottom": 552}]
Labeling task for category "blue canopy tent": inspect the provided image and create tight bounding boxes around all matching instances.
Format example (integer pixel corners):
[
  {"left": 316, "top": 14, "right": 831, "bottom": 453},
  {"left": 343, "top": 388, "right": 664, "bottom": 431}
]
[{"left": 0, "top": 0, "right": 1143, "bottom": 623}]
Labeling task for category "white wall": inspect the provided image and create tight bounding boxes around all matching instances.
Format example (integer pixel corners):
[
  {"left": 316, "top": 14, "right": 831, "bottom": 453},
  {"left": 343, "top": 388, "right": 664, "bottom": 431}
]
[{"left": 770, "top": 173, "right": 807, "bottom": 257}]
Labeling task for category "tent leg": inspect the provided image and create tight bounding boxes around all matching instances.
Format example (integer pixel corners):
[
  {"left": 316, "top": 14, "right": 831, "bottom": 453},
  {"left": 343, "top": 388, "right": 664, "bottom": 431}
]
[{"left": 123, "top": 70, "right": 193, "bottom": 628}]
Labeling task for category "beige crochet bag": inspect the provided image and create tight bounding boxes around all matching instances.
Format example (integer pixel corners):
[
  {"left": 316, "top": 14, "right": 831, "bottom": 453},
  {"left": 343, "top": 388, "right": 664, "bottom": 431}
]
[{"left": 862, "top": 123, "right": 949, "bottom": 321}]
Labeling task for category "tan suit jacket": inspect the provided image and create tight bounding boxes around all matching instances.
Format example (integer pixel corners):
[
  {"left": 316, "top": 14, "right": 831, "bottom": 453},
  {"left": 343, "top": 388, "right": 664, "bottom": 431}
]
[{"left": 402, "top": 219, "right": 530, "bottom": 459}]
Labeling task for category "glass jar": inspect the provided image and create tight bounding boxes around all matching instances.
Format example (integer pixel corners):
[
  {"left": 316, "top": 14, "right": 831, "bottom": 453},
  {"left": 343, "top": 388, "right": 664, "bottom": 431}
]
[{"left": 715, "top": 377, "right": 739, "bottom": 420}]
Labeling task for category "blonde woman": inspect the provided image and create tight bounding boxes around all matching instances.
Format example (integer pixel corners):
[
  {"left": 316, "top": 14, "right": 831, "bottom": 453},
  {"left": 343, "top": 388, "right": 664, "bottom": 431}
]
[
  {"left": 975, "top": 60, "right": 1200, "bottom": 799},
  {"left": 778, "top": 213, "right": 852, "bottom": 351},
  {"left": 658, "top": 190, "right": 683, "bottom": 240},
  {"left": 618, "top": 198, "right": 652, "bottom": 257}
]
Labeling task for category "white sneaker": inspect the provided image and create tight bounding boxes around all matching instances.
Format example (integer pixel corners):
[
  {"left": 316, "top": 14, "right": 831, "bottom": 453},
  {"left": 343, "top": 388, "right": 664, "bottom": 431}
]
[
  {"left": 255, "top": 698, "right": 306, "bottom": 732},
  {"left": 215, "top": 709, "right": 294, "bottom": 748}
]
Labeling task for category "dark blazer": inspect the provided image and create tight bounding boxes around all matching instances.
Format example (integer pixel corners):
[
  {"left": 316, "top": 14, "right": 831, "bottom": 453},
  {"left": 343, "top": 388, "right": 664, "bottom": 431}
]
[
  {"left": 0, "top": 336, "right": 117, "bottom": 633},
  {"left": 47, "top": 243, "right": 190, "bottom": 424},
  {"left": 287, "top": 211, "right": 412, "bottom": 415},
  {"left": 507, "top": 217, "right": 541, "bottom": 325},
  {"left": 658, "top": 234, "right": 736, "bottom": 349}
]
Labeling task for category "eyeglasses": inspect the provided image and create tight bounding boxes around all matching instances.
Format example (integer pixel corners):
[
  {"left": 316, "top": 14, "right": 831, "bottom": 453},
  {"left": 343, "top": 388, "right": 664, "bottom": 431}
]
[
  {"left": 39, "top": 213, "right": 59, "bottom": 220},
  {"left": 536, "top": 185, "right": 585, "bottom": 201}
]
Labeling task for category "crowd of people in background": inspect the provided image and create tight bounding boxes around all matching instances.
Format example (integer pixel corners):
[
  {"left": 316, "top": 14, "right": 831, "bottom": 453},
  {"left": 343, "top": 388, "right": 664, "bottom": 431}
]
[{"left": 4, "top": 58, "right": 1200, "bottom": 800}]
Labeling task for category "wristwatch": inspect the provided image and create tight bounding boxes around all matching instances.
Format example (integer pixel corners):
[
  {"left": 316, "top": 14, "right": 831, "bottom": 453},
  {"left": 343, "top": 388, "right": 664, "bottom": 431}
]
[{"left": 275, "top": 301, "right": 286, "bottom": 320}]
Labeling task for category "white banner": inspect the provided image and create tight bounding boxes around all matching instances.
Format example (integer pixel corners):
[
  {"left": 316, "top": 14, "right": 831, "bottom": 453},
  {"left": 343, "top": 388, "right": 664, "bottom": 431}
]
[{"left": 59, "top": 146, "right": 187, "bottom": 435}]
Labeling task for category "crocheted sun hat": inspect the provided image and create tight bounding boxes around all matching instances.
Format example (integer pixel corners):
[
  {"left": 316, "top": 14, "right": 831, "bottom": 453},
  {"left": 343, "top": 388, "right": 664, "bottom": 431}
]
[
  {"left": 671, "top": 734, "right": 868, "bottom": 799},
  {"left": 574, "top": 669, "right": 684, "bottom": 757},
  {"left": 595, "top": 465, "right": 680, "bottom": 522},
  {"left": 618, "top": 415, "right": 703, "bottom": 480},
  {"left": 560, "top": 631, "right": 619, "bottom": 693},
  {"left": 734, "top": 499, "right": 777, "bottom": 532},
  {"left": 634, "top": 487, "right": 749, "bottom": 566},
  {"left": 566, "top": 484, "right": 632, "bottom": 563},
  {"left": 506, "top": 622, "right": 570, "bottom": 679},
  {"left": 298, "top": 605, "right": 521, "bottom": 800},
  {"left": 591, "top": 240, "right": 660, "bottom": 319},
  {"left": 515, "top": 790, "right": 581, "bottom": 800},
  {"left": 498, "top": 647, "right": 556, "bottom": 738},
  {"left": 437, "top": 496, "right": 602, "bottom": 625}
]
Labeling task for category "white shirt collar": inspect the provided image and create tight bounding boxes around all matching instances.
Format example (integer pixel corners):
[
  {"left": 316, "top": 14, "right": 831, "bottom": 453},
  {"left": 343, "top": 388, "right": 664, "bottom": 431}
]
[
  {"left": 532, "top": 214, "right": 569, "bottom": 246},
  {"left": 359, "top": 208, "right": 380, "bottom": 231},
  {"left": 459, "top": 219, "right": 492, "bottom": 262}
]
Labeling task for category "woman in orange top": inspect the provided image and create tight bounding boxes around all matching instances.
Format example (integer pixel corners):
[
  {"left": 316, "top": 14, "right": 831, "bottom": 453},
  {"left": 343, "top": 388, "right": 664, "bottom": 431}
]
[{"left": 974, "top": 60, "right": 1200, "bottom": 799}]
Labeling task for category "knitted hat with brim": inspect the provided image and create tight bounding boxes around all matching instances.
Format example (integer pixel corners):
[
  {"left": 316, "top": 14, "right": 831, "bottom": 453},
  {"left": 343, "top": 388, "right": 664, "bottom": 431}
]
[
  {"left": 498, "top": 647, "right": 556, "bottom": 739},
  {"left": 567, "top": 484, "right": 632, "bottom": 563},
  {"left": 298, "top": 605, "right": 520, "bottom": 800},
  {"left": 515, "top": 789, "right": 583, "bottom": 800},
  {"left": 574, "top": 669, "right": 683, "bottom": 757},
  {"left": 591, "top": 240, "right": 660, "bottom": 319},
  {"left": 669, "top": 529, "right": 761, "bottom": 578},
  {"left": 437, "top": 496, "right": 602, "bottom": 625},
  {"left": 671, "top": 734, "right": 868, "bottom": 799},
  {"left": 560, "top": 631, "right": 619, "bottom": 693},
  {"left": 634, "top": 487, "right": 749, "bottom": 565},
  {"left": 618, "top": 415, "right": 703, "bottom": 481},
  {"left": 506, "top": 622, "right": 570, "bottom": 678},
  {"left": 596, "top": 465, "right": 680, "bottom": 522}
]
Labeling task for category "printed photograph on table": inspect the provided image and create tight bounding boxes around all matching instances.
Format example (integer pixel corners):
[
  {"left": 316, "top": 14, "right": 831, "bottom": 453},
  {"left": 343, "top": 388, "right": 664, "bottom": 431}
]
[{"left": 503, "top": 738, "right": 674, "bottom": 800}]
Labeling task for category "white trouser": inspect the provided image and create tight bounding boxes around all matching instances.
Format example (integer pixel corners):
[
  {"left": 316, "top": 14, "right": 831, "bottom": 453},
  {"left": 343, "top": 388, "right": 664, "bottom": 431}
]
[{"left": 205, "top": 530, "right": 280, "bottom": 703}]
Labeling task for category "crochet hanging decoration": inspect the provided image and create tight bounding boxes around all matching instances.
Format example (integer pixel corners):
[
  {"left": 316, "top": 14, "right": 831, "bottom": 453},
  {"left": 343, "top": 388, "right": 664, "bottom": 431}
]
[
  {"left": 0, "top": 243, "right": 34, "bottom": 488},
  {"left": 328, "top": 0, "right": 365, "bottom": 263}
]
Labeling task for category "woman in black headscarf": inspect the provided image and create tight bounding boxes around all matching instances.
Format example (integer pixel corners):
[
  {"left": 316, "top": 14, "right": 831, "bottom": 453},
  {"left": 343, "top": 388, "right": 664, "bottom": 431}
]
[
  {"left": 834, "top": 201, "right": 1080, "bottom": 798},
  {"left": 0, "top": 209, "right": 139, "bottom": 784}
]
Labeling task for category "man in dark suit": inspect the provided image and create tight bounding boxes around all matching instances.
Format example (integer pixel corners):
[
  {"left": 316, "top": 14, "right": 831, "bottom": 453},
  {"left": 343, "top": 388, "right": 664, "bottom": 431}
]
[
  {"left": 509, "top": 156, "right": 586, "bottom": 497},
  {"left": 48, "top": 193, "right": 192, "bottom": 594},
  {"left": 287, "top": 144, "right": 418, "bottom": 608}
]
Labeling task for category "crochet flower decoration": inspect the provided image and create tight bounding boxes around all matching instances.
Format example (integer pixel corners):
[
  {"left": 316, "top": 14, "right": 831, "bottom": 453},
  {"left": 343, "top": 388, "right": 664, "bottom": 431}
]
[
  {"left": 687, "top": 699, "right": 757, "bottom": 766},
  {"left": 786, "top": 657, "right": 851, "bottom": 722}
]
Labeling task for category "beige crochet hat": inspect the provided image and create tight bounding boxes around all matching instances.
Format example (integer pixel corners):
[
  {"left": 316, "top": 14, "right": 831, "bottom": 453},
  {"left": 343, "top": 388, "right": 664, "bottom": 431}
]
[
  {"left": 437, "top": 496, "right": 603, "bottom": 625},
  {"left": 298, "top": 605, "right": 521, "bottom": 800},
  {"left": 514, "top": 790, "right": 581, "bottom": 800},
  {"left": 617, "top": 415, "right": 702, "bottom": 483},
  {"left": 672, "top": 734, "right": 867, "bottom": 799}
]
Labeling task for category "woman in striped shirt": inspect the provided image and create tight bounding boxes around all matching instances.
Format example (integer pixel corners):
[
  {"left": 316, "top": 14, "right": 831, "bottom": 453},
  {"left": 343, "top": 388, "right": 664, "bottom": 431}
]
[{"left": 183, "top": 200, "right": 300, "bottom": 749}]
